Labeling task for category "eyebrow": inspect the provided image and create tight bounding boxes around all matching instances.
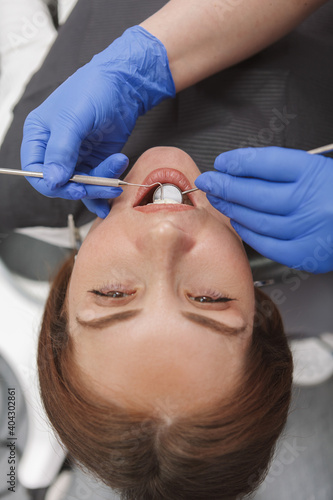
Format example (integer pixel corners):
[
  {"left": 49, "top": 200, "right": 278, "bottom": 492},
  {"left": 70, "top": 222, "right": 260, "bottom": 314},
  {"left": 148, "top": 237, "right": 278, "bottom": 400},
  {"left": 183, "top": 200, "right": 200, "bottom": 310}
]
[
  {"left": 180, "top": 312, "right": 247, "bottom": 336},
  {"left": 76, "top": 309, "right": 247, "bottom": 336},
  {"left": 76, "top": 309, "right": 142, "bottom": 329}
]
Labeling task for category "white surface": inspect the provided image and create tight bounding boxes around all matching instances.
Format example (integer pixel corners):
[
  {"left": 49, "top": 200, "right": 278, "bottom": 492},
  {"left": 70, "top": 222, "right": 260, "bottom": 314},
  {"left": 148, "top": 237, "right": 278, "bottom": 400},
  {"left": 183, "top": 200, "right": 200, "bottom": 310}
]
[
  {"left": 16, "top": 219, "right": 93, "bottom": 248},
  {"left": 153, "top": 184, "right": 183, "bottom": 203},
  {"left": 0, "top": 0, "right": 80, "bottom": 489},
  {"left": 290, "top": 335, "right": 333, "bottom": 386},
  {"left": 0, "top": 0, "right": 93, "bottom": 249},
  {"left": 58, "top": 0, "right": 78, "bottom": 25},
  {"left": 0, "top": 0, "right": 57, "bottom": 145},
  {"left": 0, "top": 258, "right": 66, "bottom": 488},
  {"left": 45, "top": 470, "right": 73, "bottom": 500}
]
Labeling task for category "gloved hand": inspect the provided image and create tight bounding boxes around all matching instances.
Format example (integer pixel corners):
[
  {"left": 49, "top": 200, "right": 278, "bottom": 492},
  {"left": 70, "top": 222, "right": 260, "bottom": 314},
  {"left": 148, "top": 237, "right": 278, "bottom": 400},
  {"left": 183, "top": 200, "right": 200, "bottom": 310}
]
[
  {"left": 21, "top": 25, "right": 175, "bottom": 218},
  {"left": 195, "top": 147, "right": 333, "bottom": 273}
]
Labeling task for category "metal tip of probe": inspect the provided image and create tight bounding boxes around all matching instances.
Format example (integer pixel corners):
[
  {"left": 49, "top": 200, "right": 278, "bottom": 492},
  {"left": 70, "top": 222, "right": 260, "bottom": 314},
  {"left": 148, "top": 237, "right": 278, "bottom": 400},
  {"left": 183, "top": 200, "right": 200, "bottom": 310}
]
[{"left": 182, "top": 187, "right": 199, "bottom": 195}]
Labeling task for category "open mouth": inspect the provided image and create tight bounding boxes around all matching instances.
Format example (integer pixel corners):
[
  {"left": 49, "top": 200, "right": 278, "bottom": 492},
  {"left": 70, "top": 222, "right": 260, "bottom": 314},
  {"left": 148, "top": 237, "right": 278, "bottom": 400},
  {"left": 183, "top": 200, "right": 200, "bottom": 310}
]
[
  {"left": 136, "top": 185, "right": 194, "bottom": 206},
  {"left": 133, "top": 168, "right": 196, "bottom": 208}
]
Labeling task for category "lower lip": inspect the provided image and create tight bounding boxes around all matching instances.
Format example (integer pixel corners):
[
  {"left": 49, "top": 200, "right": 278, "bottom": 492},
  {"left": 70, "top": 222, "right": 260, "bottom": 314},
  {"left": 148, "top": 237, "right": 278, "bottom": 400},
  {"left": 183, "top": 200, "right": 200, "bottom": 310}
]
[{"left": 134, "top": 204, "right": 195, "bottom": 213}]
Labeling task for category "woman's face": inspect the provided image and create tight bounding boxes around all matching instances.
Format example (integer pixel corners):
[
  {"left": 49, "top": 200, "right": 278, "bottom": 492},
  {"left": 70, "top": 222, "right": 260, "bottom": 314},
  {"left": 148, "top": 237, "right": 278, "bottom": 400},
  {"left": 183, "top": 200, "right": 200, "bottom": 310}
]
[{"left": 68, "top": 147, "right": 255, "bottom": 417}]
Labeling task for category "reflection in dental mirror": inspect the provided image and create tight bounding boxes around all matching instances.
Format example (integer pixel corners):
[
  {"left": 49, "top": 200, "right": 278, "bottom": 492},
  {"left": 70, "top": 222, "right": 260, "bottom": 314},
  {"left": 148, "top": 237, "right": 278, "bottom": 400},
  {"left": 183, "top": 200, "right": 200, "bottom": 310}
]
[{"left": 153, "top": 183, "right": 183, "bottom": 204}]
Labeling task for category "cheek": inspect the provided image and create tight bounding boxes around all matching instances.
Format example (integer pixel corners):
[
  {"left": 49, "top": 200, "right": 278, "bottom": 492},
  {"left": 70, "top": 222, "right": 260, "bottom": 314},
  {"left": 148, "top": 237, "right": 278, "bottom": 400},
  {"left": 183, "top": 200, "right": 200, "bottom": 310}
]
[
  {"left": 77, "top": 218, "right": 130, "bottom": 267},
  {"left": 197, "top": 233, "right": 250, "bottom": 276},
  {"left": 198, "top": 234, "right": 255, "bottom": 315}
]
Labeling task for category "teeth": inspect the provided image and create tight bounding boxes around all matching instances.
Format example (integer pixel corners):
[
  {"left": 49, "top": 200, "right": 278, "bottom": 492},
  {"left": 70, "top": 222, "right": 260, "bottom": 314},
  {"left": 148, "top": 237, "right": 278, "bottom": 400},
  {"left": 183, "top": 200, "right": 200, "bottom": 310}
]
[{"left": 152, "top": 198, "right": 181, "bottom": 205}]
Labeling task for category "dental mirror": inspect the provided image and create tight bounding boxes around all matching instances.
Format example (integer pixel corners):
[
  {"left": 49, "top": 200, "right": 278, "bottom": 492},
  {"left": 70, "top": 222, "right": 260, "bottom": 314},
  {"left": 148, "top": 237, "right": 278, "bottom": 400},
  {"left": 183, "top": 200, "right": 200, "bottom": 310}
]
[{"left": 153, "top": 184, "right": 183, "bottom": 204}]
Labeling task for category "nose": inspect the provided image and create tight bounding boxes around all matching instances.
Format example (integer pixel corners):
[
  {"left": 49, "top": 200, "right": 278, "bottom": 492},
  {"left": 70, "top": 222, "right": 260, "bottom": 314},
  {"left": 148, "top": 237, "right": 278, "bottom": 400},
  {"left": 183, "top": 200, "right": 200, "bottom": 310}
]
[{"left": 136, "top": 221, "right": 195, "bottom": 268}]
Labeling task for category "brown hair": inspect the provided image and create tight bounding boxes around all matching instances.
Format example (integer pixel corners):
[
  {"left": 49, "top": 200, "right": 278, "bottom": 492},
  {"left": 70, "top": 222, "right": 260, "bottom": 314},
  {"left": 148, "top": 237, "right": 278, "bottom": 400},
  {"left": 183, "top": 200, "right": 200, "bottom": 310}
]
[{"left": 38, "top": 253, "right": 293, "bottom": 500}]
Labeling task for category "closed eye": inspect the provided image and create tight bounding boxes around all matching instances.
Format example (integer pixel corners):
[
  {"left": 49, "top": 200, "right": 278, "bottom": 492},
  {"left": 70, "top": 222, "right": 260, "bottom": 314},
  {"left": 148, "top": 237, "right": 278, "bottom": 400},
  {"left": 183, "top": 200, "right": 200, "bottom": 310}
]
[
  {"left": 90, "top": 290, "right": 135, "bottom": 298},
  {"left": 188, "top": 296, "right": 234, "bottom": 303}
]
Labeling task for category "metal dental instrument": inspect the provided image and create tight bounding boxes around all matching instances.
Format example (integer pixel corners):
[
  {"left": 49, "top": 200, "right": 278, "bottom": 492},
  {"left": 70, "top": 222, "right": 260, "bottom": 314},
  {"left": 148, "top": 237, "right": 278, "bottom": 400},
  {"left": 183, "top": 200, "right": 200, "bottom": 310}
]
[
  {"left": 182, "top": 187, "right": 199, "bottom": 195},
  {"left": 1, "top": 142, "right": 332, "bottom": 194},
  {"left": 0, "top": 168, "right": 162, "bottom": 190},
  {"left": 153, "top": 184, "right": 183, "bottom": 203},
  {"left": 307, "top": 143, "right": 333, "bottom": 155},
  {"left": 67, "top": 214, "right": 82, "bottom": 251}
]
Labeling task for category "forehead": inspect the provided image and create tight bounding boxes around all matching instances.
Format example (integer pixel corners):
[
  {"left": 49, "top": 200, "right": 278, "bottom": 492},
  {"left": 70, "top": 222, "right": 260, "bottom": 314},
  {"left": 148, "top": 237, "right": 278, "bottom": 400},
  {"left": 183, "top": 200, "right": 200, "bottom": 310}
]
[{"left": 70, "top": 308, "right": 251, "bottom": 416}]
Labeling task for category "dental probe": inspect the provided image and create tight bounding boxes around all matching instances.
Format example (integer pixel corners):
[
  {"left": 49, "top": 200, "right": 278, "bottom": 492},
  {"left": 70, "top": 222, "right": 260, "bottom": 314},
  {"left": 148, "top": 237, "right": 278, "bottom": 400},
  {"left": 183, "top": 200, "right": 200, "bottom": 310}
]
[
  {"left": 0, "top": 168, "right": 162, "bottom": 190},
  {"left": 180, "top": 143, "right": 333, "bottom": 195},
  {"left": 0, "top": 168, "right": 128, "bottom": 185},
  {"left": 1, "top": 142, "right": 332, "bottom": 191},
  {"left": 182, "top": 187, "right": 199, "bottom": 195},
  {"left": 307, "top": 143, "right": 333, "bottom": 155}
]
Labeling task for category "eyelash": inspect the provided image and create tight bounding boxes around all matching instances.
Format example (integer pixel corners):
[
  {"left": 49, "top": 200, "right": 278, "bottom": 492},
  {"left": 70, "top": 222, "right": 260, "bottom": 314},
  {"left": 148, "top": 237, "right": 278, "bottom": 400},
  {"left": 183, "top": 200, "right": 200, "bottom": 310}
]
[
  {"left": 187, "top": 290, "right": 233, "bottom": 303},
  {"left": 89, "top": 283, "right": 135, "bottom": 299},
  {"left": 89, "top": 285, "right": 234, "bottom": 303}
]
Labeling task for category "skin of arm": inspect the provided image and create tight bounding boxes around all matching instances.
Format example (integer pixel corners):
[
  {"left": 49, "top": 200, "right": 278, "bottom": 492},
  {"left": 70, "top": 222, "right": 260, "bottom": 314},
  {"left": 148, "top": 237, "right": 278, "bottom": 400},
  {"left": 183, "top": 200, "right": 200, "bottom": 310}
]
[{"left": 140, "top": 0, "right": 328, "bottom": 92}]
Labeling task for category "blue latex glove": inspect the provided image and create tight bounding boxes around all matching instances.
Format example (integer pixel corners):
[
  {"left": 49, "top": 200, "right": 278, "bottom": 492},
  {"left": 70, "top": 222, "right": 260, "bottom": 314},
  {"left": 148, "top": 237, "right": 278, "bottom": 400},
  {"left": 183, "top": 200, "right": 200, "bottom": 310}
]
[
  {"left": 195, "top": 147, "right": 333, "bottom": 273},
  {"left": 21, "top": 26, "right": 175, "bottom": 218}
]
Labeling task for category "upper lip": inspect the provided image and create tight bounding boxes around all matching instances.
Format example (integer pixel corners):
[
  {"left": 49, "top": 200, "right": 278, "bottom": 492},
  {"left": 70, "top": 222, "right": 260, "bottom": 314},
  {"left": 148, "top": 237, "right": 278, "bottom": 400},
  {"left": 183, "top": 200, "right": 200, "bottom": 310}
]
[{"left": 133, "top": 168, "right": 196, "bottom": 207}]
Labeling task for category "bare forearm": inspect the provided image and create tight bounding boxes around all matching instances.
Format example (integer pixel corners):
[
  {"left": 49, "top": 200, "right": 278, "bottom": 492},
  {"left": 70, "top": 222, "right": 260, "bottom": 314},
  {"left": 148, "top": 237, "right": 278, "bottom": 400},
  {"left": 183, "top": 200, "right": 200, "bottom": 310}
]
[{"left": 141, "top": 0, "right": 327, "bottom": 92}]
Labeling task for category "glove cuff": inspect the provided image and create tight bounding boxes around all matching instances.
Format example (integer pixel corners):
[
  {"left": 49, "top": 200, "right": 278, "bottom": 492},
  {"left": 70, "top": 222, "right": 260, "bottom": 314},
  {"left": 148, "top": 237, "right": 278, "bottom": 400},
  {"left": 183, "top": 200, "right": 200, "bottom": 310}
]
[{"left": 93, "top": 25, "right": 176, "bottom": 115}]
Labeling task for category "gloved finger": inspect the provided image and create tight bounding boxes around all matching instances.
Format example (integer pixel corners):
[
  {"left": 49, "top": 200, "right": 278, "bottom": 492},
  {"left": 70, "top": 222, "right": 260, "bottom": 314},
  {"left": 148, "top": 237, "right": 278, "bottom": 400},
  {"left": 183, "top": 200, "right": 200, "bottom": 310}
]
[
  {"left": 42, "top": 126, "right": 83, "bottom": 190},
  {"left": 82, "top": 186, "right": 123, "bottom": 199},
  {"left": 90, "top": 153, "right": 129, "bottom": 178},
  {"left": 73, "top": 151, "right": 129, "bottom": 175},
  {"left": 77, "top": 141, "right": 118, "bottom": 170},
  {"left": 21, "top": 120, "right": 84, "bottom": 198},
  {"left": 22, "top": 171, "right": 87, "bottom": 200},
  {"left": 229, "top": 220, "right": 298, "bottom": 268},
  {"left": 206, "top": 194, "right": 298, "bottom": 240},
  {"left": 21, "top": 119, "right": 84, "bottom": 199},
  {"left": 74, "top": 154, "right": 129, "bottom": 199},
  {"left": 214, "top": 147, "right": 309, "bottom": 181},
  {"left": 196, "top": 171, "right": 296, "bottom": 215},
  {"left": 82, "top": 198, "right": 111, "bottom": 219},
  {"left": 21, "top": 127, "right": 49, "bottom": 169}
]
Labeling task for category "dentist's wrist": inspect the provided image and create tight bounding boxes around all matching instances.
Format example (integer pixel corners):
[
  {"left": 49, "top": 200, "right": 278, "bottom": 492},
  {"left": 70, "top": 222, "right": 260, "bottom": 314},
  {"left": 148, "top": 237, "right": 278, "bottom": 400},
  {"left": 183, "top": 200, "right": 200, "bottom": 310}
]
[{"left": 92, "top": 25, "right": 176, "bottom": 114}]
